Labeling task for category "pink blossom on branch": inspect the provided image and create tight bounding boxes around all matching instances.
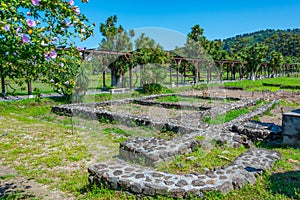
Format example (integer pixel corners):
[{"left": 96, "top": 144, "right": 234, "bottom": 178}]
[
  {"left": 50, "top": 50, "right": 57, "bottom": 59},
  {"left": 4, "top": 24, "right": 10, "bottom": 31},
  {"left": 26, "top": 19, "right": 36, "bottom": 27},
  {"left": 45, "top": 50, "right": 57, "bottom": 60},
  {"left": 16, "top": 27, "right": 22, "bottom": 36},
  {"left": 22, "top": 35, "right": 30, "bottom": 43},
  {"left": 31, "top": 0, "right": 40, "bottom": 6},
  {"left": 69, "top": 0, "right": 74, "bottom": 6},
  {"left": 74, "top": 6, "right": 80, "bottom": 15}
]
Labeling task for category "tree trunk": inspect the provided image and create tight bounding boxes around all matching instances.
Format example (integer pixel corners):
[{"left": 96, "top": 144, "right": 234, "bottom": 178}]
[
  {"left": 250, "top": 69, "right": 256, "bottom": 81},
  {"left": 1, "top": 75, "right": 5, "bottom": 97},
  {"left": 27, "top": 78, "right": 32, "bottom": 95},
  {"left": 219, "top": 63, "right": 223, "bottom": 83},
  {"left": 140, "top": 65, "right": 144, "bottom": 86},
  {"left": 206, "top": 68, "right": 209, "bottom": 83},
  {"left": 102, "top": 71, "right": 106, "bottom": 89},
  {"left": 169, "top": 67, "right": 172, "bottom": 87},
  {"left": 120, "top": 68, "right": 124, "bottom": 87},
  {"left": 233, "top": 66, "right": 236, "bottom": 80},
  {"left": 226, "top": 64, "right": 229, "bottom": 80},
  {"left": 111, "top": 68, "right": 117, "bottom": 87},
  {"left": 194, "top": 68, "right": 198, "bottom": 84}
]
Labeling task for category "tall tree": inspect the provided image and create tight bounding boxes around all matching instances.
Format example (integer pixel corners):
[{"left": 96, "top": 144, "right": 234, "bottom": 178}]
[
  {"left": 269, "top": 51, "right": 284, "bottom": 77},
  {"left": 181, "top": 25, "right": 211, "bottom": 83},
  {"left": 242, "top": 43, "right": 268, "bottom": 80},
  {"left": 0, "top": 0, "right": 94, "bottom": 97},
  {"left": 133, "top": 33, "right": 170, "bottom": 85},
  {"left": 206, "top": 40, "right": 228, "bottom": 81},
  {"left": 99, "top": 15, "right": 134, "bottom": 87}
]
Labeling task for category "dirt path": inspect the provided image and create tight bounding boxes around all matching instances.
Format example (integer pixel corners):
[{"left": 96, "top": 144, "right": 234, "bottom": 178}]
[{"left": 0, "top": 163, "right": 74, "bottom": 200}]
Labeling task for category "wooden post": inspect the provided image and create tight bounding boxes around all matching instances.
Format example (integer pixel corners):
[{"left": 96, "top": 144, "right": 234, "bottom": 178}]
[
  {"left": 102, "top": 70, "right": 106, "bottom": 89},
  {"left": 1, "top": 75, "right": 5, "bottom": 97},
  {"left": 169, "top": 66, "right": 172, "bottom": 87},
  {"left": 226, "top": 64, "right": 229, "bottom": 80},
  {"left": 176, "top": 60, "right": 181, "bottom": 87},
  {"left": 219, "top": 62, "right": 224, "bottom": 82},
  {"left": 232, "top": 63, "right": 236, "bottom": 80},
  {"left": 183, "top": 65, "right": 186, "bottom": 84},
  {"left": 129, "top": 65, "right": 133, "bottom": 89}
]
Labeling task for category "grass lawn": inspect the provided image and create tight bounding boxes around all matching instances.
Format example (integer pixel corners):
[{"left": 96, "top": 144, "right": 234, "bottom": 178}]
[{"left": 223, "top": 77, "right": 300, "bottom": 92}]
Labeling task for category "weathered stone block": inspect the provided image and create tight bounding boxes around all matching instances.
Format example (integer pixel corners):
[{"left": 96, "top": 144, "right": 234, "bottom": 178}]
[{"left": 282, "top": 108, "right": 300, "bottom": 147}]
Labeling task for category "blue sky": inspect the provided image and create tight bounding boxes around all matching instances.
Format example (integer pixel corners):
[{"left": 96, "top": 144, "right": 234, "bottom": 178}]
[{"left": 74, "top": 0, "right": 300, "bottom": 49}]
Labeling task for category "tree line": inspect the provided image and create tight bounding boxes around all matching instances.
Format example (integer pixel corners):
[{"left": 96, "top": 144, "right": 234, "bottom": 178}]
[{"left": 1, "top": 1, "right": 299, "bottom": 100}]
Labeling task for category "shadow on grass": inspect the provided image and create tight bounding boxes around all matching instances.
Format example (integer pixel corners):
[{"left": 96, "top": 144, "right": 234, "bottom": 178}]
[{"left": 268, "top": 170, "right": 300, "bottom": 199}]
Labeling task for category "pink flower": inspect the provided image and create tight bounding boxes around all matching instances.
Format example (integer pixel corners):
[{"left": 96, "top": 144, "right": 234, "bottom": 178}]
[
  {"left": 77, "top": 47, "right": 84, "bottom": 51},
  {"left": 66, "top": 22, "right": 72, "bottom": 27},
  {"left": 69, "top": 0, "right": 74, "bottom": 6},
  {"left": 65, "top": 81, "right": 69, "bottom": 85},
  {"left": 26, "top": 19, "right": 36, "bottom": 27},
  {"left": 59, "top": 63, "right": 64, "bottom": 67},
  {"left": 74, "top": 6, "right": 80, "bottom": 15},
  {"left": 22, "top": 35, "right": 30, "bottom": 43},
  {"left": 4, "top": 24, "right": 10, "bottom": 31},
  {"left": 49, "top": 50, "right": 57, "bottom": 59},
  {"left": 16, "top": 27, "right": 22, "bottom": 36},
  {"left": 27, "top": 12, "right": 31, "bottom": 16},
  {"left": 31, "top": 0, "right": 40, "bottom": 6}
]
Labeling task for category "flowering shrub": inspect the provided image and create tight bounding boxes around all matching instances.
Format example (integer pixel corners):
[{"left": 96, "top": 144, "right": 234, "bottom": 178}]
[{"left": 0, "top": 0, "right": 94, "bottom": 98}]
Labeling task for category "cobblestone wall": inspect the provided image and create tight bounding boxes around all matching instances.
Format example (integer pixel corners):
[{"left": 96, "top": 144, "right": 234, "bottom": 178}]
[{"left": 88, "top": 148, "right": 281, "bottom": 198}]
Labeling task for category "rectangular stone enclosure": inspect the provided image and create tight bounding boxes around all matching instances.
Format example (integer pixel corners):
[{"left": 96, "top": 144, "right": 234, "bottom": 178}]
[{"left": 282, "top": 108, "right": 300, "bottom": 147}]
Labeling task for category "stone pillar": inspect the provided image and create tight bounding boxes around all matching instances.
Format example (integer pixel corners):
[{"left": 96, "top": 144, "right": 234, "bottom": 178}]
[{"left": 282, "top": 108, "right": 300, "bottom": 147}]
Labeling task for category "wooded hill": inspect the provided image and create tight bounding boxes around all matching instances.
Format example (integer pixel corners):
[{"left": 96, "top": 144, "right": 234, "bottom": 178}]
[{"left": 222, "top": 29, "right": 300, "bottom": 61}]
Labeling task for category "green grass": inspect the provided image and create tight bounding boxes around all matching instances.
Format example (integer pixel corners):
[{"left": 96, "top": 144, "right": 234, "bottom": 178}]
[
  {"left": 204, "top": 107, "right": 250, "bottom": 125},
  {"left": 155, "top": 95, "right": 236, "bottom": 105},
  {"left": 3, "top": 78, "right": 54, "bottom": 96},
  {"left": 157, "top": 145, "right": 247, "bottom": 174},
  {"left": 156, "top": 95, "right": 179, "bottom": 103},
  {"left": 223, "top": 77, "right": 300, "bottom": 92},
  {"left": 1, "top": 87, "right": 300, "bottom": 199},
  {"left": 0, "top": 173, "right": 17, "bottom": 180},
  {"left": 0, "top": 97, "right": 159, "bottom": 199}
]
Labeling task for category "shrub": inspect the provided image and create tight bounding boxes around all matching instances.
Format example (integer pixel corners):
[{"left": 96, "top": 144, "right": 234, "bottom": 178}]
[{"left": 140, "top": 83, "right": 172, "bottom": 94}]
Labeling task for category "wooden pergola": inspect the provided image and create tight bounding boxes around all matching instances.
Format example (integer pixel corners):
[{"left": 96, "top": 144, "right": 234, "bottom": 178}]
[{"left": 80, "top": 48, "right": 300, "bottom": 89}]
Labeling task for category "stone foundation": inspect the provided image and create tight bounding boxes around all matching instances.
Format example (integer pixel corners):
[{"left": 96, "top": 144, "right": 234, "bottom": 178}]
[
  {"left": 51, "top": 94, "right": 260, "bottom": 134},
  {"left": 119, "top": 100, "right": 278, "bottom": 167},
  {"left": 88, "top": 148, "right": 281, "bottom": 198},
  {"left": 52, "top": 94, "right": 281, "bottom": 198}
]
